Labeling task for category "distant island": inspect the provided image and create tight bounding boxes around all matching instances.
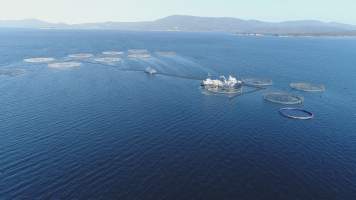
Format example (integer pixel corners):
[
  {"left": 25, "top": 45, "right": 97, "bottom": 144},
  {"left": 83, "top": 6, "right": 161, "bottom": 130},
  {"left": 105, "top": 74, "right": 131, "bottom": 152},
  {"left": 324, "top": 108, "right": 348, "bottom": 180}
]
[{"left": 1, "top": 15, "right": 356, "bottom": 36}]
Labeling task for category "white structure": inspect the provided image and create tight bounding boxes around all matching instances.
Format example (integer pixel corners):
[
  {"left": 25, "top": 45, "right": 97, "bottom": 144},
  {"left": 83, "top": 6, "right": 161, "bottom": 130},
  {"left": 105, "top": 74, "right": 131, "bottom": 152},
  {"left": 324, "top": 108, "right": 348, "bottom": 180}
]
[
  {"left": 145, "top": 67, "right": 157, "bottom": 75},
  {"left": 202, "top": 75, "right": 242, "bottom": 89}
]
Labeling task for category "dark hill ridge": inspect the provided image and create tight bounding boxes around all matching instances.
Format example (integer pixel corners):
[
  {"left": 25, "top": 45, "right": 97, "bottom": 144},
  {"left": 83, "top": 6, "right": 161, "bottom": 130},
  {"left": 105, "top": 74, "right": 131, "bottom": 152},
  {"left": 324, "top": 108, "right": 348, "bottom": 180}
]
[{"left": 1, "top": 15, "right": 356, "bottom": 35}]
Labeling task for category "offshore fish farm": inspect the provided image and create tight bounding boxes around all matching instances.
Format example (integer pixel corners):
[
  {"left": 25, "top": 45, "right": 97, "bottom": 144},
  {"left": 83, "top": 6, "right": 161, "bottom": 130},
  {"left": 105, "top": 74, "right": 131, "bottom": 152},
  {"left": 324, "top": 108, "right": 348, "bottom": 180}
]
[{"left": 15, "top": 49, "right": 327, "bottom": 120}]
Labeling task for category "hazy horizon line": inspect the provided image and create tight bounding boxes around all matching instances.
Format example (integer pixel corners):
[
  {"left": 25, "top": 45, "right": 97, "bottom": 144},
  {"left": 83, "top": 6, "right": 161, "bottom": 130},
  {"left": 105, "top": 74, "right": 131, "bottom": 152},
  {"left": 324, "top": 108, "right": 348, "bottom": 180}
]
[{"left": 1, "top": 15, "right": 355, "bottom": 26}]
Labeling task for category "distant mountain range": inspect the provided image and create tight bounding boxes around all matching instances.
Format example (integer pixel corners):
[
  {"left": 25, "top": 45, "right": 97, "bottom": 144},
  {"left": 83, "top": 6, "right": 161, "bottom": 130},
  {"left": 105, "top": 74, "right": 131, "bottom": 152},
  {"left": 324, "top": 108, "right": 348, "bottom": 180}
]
[{"left": 1, "top": 15, "right": 356, "bottom": 36}]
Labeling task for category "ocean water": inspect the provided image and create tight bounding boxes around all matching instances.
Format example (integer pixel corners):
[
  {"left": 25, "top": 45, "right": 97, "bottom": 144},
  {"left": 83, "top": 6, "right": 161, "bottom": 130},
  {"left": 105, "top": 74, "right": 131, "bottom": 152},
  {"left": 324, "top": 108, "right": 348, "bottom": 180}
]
[{"left": 0, "top": 30, "right": 356, "bottom": 199}]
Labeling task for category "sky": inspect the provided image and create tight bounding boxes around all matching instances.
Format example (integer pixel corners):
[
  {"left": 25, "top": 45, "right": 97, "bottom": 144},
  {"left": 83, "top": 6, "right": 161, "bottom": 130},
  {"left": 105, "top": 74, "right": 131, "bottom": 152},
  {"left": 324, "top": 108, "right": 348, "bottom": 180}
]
[{"left": 0, "top": 0, "right": 355, "bottom": 24}]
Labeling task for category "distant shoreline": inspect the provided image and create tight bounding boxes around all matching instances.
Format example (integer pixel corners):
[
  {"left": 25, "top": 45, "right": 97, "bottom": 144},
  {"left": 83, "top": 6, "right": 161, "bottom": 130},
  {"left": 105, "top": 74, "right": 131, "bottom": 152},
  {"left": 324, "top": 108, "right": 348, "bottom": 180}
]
[
  {"left": 1, "top": 15, "right": 356, "bottom": 37},
  {"left": 235, "top": 32, "right": 356, "bottom": 37},
  {"left": 1, "top": 27, "right": 356, "bottom": 37}
]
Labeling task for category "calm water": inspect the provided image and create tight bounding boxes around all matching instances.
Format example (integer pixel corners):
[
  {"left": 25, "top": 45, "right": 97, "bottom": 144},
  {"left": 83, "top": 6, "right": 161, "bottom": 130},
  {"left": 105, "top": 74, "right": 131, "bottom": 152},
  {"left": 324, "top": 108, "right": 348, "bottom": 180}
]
[{"left": 0, "top": 30, "right": 356, "bottom": 199}]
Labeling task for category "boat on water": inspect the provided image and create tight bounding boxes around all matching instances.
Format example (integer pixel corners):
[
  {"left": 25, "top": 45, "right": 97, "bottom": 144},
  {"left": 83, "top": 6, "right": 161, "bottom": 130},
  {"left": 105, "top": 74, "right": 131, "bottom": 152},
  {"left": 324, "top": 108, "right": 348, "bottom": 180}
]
[
  {"left": 145, "top": 67, "right": 157, "bottom": 75},
  {"left": 201, "top": 75, "right": 242, "bottom": 89}
]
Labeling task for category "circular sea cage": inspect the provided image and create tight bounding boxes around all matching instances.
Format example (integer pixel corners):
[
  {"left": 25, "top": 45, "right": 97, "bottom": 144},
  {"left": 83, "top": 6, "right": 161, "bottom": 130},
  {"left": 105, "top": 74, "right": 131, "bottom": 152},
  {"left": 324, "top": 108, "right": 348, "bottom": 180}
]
[
  {"left": 290, "top": 82, "right": 325, "bottom": 92},
  {"left": 68, "top": 53, "right": 94, "bottom": 59},
  {"left": 279, "top": 107, "right": 314, "bottom": 120},
  {"left": 264, "top": 92, "right": 304, "bottom": 105},
  {"left": 242, "top": 78, "right": 273, "bottom": 87},
  {"left": 24, "top": 57, "right": 56, "bottom": 63}
]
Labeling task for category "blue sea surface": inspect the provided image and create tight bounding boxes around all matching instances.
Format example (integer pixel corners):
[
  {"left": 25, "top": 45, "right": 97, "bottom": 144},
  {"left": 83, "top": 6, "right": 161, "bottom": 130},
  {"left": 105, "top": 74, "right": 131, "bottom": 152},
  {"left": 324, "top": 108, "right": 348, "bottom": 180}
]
[{"left": 0, "top": 30, "right": 356, "bottom": 199}]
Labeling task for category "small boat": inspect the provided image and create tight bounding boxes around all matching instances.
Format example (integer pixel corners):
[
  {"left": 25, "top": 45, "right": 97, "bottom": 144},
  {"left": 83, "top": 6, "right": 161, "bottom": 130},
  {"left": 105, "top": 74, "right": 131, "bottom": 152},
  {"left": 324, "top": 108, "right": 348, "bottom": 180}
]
[
  {"left": 201, "top": 75, "right": 242, "bottom": 89},
  {"left": 145, "top": 67, "right": 157, "bottom": 75}
]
